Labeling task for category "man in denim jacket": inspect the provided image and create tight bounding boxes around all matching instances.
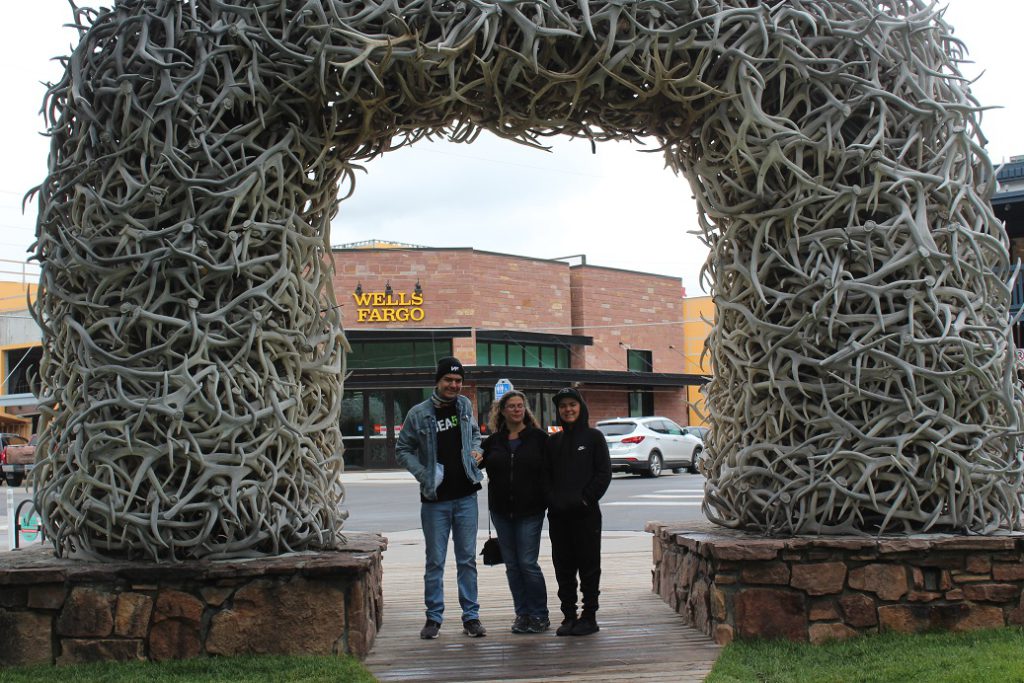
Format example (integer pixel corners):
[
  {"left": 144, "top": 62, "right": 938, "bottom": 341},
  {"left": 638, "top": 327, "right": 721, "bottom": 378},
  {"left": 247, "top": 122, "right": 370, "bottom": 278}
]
[{"left": 396, "top": 356, "right": 486, "bottom": 639}]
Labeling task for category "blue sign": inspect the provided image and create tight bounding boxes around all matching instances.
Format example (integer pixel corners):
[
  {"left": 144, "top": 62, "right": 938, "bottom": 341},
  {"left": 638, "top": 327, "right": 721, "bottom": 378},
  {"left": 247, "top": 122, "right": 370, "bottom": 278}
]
[{"left": 494, "top": 379, "right": 513, "bottom": 400}]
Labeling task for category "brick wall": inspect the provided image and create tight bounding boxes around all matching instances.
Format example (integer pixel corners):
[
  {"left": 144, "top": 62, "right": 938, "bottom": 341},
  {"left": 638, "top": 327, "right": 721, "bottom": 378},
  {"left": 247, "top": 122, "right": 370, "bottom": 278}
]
[
  {"left": 332, "top": 248, "right": 572, "bottom": 334},
  {"left": 569, "top": 266, "right": 685, "bottom": 373}
]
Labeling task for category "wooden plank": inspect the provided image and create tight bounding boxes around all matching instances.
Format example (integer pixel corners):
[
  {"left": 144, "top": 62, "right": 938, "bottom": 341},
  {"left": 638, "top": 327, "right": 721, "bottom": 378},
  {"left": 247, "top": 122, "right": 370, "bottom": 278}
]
[{"left": 365, "top": 533, "right": 720, "bottom": 682}]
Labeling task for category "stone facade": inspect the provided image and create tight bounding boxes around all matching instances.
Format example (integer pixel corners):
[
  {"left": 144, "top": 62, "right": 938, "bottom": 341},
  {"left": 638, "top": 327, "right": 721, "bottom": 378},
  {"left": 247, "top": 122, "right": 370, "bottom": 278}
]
[
  {"left": 648, "top": 520, "right": 1024, "bottom": 645},
  {"left": 0, "top": 533, "right": 384, "bottom": 667}
]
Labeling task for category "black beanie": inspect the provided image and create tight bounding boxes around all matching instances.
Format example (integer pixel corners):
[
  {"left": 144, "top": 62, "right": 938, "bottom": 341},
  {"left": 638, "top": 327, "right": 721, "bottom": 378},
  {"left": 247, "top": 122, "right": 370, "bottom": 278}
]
[{"left": 435, "top": 357, "right": 465, "bottom": 383}]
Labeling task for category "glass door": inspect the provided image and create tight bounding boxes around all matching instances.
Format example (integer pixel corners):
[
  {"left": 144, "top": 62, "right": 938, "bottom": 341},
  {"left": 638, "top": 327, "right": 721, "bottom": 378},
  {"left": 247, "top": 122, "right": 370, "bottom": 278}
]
[{"left": 340, "top": 390, "right": 366, "bottom": 470}]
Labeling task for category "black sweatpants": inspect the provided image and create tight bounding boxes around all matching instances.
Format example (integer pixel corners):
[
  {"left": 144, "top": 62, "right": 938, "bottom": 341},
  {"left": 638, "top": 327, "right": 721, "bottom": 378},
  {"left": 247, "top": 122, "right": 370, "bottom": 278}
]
[{"left": 548, "top": 507, "right": 602, "bottom": 618}]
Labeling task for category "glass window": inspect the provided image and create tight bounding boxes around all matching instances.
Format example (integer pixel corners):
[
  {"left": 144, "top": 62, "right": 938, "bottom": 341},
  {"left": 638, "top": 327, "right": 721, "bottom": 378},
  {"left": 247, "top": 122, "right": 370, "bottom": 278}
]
[
  {"left": 491, "top": 344, "right": 507, "bottom": 365},
  {"left": 557, "top": 347, "right": 569, "bottom": 368},
  {"left": 524, "top": 345, "right": 541, "bottom": 367},
  {"left": 540, "top": 346, "right": 556, "bottom": 368},
  {"left": 507, "top": 344, "right": 524, "bottom": 366},
  {"left": 627, "top": 349, "right": 653, "bottom": 373},
  {"left": 348, "top": 340, "right": 450, "bottom": 369},
  {"left": 477, "top": 341, "right": 490, "bottom": 365},
  {"left": 629, "top": 390, "right": 653, "bottom": 417}
]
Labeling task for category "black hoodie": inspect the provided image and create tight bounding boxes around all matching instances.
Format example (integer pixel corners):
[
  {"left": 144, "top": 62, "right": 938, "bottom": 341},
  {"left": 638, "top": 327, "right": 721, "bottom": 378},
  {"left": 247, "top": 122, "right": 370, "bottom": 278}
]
[{"left": 543, "top": 388, "right": 612, "bottom": 515}]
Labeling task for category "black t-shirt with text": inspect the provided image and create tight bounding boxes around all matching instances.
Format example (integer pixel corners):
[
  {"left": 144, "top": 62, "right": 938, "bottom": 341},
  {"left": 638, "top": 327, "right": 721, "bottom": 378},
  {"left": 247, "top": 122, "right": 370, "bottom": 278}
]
[{"left": 425, "top": 403, "right": 480, "bottom": 503}]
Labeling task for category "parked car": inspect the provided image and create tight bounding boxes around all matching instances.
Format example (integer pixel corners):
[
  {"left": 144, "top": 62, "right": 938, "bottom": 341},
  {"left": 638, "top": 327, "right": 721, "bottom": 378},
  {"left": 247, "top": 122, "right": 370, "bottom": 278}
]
[
  {"left": 1, "top": 432, "right": 33, "bottom": 485},
  {"left": 596, "top": 417, "right": 703, "bottom": 477},
  {"left": 681, "top": 425, "right": 708, "bottom": 441},
  {"left": 682, "top": 426, "right": 711, "bottom": 474}
]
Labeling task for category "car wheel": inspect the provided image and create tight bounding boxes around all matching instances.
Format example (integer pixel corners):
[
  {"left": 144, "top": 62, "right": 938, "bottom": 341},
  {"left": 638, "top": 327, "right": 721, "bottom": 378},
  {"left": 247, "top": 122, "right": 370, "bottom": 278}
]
[
  {"left": 645, "top": 452, "right": 663, "bottom": 478},
  {"left": 688, "top": 448, "right": 702, "bottom": 474},
  {"left": 8, "top": 473, "right": 23, "bottom": 487}
]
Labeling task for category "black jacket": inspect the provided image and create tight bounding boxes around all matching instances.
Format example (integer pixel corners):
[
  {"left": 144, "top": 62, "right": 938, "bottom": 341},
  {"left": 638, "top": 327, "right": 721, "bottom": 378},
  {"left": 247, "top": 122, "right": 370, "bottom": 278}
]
[
  {"left": 543, "top": 394, "right": 612, "bottom": 515},
  {"left": 481, "top": 426, "right": 548, "bottom": 517}
]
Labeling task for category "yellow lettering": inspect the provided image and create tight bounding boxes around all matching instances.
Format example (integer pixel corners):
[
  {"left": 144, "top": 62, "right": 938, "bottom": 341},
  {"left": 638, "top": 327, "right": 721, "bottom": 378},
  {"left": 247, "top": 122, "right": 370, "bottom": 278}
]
[
  {"left": 352, "top": 292, "right": 373, "bottom": 306},
  {"left": 368, "top": 308, "right": 384, "bottom": 322},
  {"left": 395, "top": 309, "right": 410, "bottom": 321},
  {"left": 411, "top": 293, "right": 424, "bottom": 306},
  {"left": 357, "top": 309, "right": 369, "bottom": 322},
  {"left": 371, "top": 292, "right": 386, "bottom": 306},
  {"left": 411, "top": 308, "right": 424, "bottom": 321}
]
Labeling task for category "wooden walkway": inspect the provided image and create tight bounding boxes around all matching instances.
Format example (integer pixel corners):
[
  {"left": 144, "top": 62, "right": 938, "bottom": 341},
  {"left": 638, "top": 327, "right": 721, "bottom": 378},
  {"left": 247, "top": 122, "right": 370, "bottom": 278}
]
[{"left": 364, "top": 531, "right": 721, "bottom": 682}]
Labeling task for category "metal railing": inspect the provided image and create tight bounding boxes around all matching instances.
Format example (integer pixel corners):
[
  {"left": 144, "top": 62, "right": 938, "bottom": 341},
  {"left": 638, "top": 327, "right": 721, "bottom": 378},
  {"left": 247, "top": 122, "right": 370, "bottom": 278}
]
[{"left": 5, "top": 485, "right": 44, "bottom": 551}]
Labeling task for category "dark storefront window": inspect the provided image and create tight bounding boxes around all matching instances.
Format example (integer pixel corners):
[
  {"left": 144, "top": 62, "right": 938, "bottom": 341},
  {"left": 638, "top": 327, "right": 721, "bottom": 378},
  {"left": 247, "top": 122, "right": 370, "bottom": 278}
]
[
  {"left": 629, "top": 389, "right": 654, "bottom": 417},
  {"left": 477, "top": 387, "right": 560, "bottom": 435},
  {"left": 341, "top": 387, "right": 431, "bottom": 469},
  {"left": 627, "top": 349, "right": 653, "bottom": 373},
  {"left": 4, "top": 347, "right": 42, "bottom": 395},
  {"left": 347, "top": 340, "right": 452, "bottom": 369},
  {"left": 476, "top": 341, "right": 569, "bottom": 369}
]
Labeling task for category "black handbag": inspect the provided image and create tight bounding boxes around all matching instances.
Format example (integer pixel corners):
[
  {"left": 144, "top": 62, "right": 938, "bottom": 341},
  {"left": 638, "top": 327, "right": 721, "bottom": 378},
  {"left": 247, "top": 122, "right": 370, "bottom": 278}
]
[
  {"left": 481, "top": 536, "right": 503, "bottom": 565},
  {"left": 481, "top": 515, "right": 503, "bottom": 566}
]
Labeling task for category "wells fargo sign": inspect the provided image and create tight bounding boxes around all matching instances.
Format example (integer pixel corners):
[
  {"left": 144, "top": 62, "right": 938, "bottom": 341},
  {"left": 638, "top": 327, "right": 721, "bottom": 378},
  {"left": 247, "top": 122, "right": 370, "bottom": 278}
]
[{"left": 352, "top": 287, "right": 425, "bottom": 322}]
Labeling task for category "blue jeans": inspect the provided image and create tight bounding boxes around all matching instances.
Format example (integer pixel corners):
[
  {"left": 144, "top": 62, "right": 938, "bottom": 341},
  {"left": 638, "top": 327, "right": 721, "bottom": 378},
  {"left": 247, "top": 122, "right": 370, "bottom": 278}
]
[
  {"left": 421, "top": 493, "right": 480, "bottom": 623},
  {"left": 490, "top": 511, "right": 548, "bottom": 619}
]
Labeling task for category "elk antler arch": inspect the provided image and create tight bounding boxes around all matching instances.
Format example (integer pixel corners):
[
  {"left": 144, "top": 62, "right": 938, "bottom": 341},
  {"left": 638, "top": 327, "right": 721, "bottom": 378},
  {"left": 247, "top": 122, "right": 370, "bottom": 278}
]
[{"left": 32, "top": 0, "right": 1023, "bottom": 560}]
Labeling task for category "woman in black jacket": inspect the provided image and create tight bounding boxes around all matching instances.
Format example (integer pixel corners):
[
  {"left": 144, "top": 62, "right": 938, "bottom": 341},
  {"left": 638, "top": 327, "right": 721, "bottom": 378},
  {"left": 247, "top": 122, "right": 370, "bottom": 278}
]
[
  {"left": 544, "top": 387, "right": 612, "bottom": 637},
  {"left": 480, "top": 390, "right": 550, "bottom": 634}
]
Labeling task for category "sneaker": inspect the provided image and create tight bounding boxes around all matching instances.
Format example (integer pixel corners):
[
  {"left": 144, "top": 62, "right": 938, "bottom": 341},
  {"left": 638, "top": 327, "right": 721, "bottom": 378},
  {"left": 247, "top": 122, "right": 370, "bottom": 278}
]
[
  {"left": 463, "top": 618, "right": 487, "bottom": 637},
  {"left": 571, "top": 615, "right": 599, "bottom": 636},
  {"left": 555, "top": 617, "right": 576, "bottom": 636},
  {"left": 526, "top": 616, "right": 551, "bottom": 633},
  {"left": 511, "top": 615, "right": 530, "bottom": 633},
  {"left": 420, "top": 619, "right": 441, "bottom": 639}
]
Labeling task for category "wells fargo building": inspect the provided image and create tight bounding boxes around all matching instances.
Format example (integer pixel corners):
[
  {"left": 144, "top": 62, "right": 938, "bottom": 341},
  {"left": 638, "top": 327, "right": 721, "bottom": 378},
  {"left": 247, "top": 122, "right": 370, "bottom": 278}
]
[{"left": 332, "top": 243, "right": 707, "bottom": 469}]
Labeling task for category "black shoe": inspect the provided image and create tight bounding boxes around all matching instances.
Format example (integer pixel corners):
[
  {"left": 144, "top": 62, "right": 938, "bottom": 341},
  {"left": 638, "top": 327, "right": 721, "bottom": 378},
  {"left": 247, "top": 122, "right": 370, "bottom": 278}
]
[
  {"left": 511, "top": 615, "right": 530, "bottom": 633},
  {"left": 555, "top": 618, "right": 576, "bottom": 636},
  {"left": 571, "top": 615, "right": 599, "bottom": 636},
  {"left": 463, "top": 618, "right": 487, "bottom": 637},
  {"left": 420, "top": 619, "right": 441, "bottom": 639},
  {"left": 526, "top": 616, "right": 551, "bottom": 633}
]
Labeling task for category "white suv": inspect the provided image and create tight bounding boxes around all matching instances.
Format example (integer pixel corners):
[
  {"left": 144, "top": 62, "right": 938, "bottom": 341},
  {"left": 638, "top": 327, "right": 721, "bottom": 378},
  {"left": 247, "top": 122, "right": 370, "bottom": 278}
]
[{"left": 596, "top": 417, "right": 703, "bottom": 477}]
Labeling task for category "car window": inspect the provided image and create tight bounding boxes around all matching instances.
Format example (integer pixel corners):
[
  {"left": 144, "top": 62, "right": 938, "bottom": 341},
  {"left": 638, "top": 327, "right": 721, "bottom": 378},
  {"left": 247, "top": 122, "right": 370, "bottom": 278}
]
[
  {"left": 663, "top": 419, "right": 684, "bottom": 435},
  {"left": 2, "top": 434, "right": 27, "bottom": 447},
  {"left": 597, "top": 423, "right": 637, "bottom": 436},
  {"left": 645, "top": 420, "right": 667, "bottom": 434}
]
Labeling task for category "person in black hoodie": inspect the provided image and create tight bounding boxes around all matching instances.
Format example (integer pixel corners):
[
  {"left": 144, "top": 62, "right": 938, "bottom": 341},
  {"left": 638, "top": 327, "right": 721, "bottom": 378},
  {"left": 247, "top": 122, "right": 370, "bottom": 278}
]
[
  {"left": 480, "top": 390, "right": 550, "bottom": 634},
  {"left": 544, "top": 387, "right": 612, "bottom": 636}
]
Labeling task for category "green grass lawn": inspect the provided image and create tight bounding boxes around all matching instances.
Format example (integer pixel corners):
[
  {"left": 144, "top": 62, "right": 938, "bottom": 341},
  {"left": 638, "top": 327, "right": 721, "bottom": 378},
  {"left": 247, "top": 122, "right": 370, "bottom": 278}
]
[
  {"left": 0, "top": 655, "right": 376, "bottom": 682},
  {"left": 707, "top": 627, "right": 1024, "bottom": 683}
]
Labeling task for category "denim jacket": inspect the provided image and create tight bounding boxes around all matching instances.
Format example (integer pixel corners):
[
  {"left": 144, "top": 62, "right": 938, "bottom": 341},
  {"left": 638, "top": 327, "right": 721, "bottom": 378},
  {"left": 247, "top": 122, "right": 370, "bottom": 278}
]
[{"left": 395, "top": 394, "right": 483, "bottom": 500}]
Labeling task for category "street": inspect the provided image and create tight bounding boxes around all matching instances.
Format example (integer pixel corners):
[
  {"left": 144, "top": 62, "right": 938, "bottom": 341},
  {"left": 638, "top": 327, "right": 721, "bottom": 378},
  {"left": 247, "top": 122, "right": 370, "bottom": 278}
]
[
  {"left": 1, "top": 471, "right": 708, "bottom": 550},
  {"left": 340, "top": 471, "right": 706, "bottom": 534}
]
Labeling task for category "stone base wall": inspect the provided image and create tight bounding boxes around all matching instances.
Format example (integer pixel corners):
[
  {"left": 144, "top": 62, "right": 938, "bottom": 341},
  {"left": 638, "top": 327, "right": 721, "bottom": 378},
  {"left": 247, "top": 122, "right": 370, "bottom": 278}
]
[
  {"left": 647, "top": 520, "right": 1024, "bottom": 645},
  {"left": 0, "top": 533, "right": 385, "bottom": 667}
]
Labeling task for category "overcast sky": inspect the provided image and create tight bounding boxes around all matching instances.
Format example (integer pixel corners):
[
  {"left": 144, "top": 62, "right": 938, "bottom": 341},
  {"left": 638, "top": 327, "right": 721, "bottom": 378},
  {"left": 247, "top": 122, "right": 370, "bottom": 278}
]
[{"left": 2, "top": 1, "right": 1023, "bottom": 294}]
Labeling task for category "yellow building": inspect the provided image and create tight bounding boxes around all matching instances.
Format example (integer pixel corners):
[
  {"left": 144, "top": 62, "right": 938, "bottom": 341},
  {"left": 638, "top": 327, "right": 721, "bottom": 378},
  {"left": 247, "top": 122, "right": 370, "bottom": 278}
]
[
  {"left": 0, "top": 280, "right": 40, "bottom": 437},
  {"left": 681, "top": 295, "right": 714, "bottom": 427}
]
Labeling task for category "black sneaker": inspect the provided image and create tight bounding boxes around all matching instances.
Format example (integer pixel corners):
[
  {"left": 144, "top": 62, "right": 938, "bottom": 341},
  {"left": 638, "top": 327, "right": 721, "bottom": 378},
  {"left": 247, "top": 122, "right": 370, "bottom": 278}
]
[
  {"left": 571, "top": 615, "right": 599, "bottom": 636},
  {"left": 420, "top": 619, "right": 441, "bottom": 639},
  {"left": 511, "top": 615, "right": 530, "bottom": 633},
  {"left": 526, "top": 616, "right": 551, "bottom": 633},
  {"left": 463, "top": 618, "right": 487, "bottom": 637},
  {"left": 555, "top": 618, "right": 576, "bottom": 636}
]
